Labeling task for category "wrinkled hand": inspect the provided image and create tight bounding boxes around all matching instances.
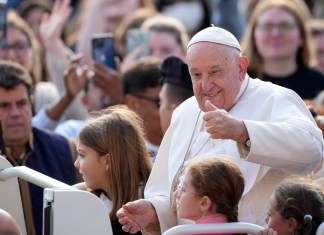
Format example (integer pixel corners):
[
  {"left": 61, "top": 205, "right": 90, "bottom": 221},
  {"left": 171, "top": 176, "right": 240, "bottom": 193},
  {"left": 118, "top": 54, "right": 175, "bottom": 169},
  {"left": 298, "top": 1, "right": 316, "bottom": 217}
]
[
  {"left": 257, "top": 228, "right": 278, "bottom": 235},
  {"left": 117, "top": 199, "right": 157, "bottom": 234},
  {"left": 91, "top": 60, "right": 124, "bottom": 104},
  {"left": 63, "top": 55, "right": 87, "bottom": 99},
  {"left": 203, "top": 100, "right": 248, "bottom": 143}
]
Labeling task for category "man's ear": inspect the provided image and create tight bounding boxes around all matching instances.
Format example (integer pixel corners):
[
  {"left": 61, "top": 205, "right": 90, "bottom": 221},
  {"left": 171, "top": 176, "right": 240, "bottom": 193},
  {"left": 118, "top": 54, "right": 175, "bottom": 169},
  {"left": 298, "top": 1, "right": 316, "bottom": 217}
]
[
  {"left": 239, "top": 56, "right": 249, "bottom": 81},
  {"left": 124, "top": 94, "right": 140, "bottom": 109},
  {"left": 287, "top": 217, "right": 298, "bottom": 233},
  {"left": 200, "top": 195, "right": 212, "bottom": 212}
]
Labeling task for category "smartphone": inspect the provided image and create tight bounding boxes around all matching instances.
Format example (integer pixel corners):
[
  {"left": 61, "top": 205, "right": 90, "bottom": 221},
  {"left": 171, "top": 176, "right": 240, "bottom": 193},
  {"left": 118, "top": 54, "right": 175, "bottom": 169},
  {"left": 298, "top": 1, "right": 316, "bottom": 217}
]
[
  {"left": 92, "top": 33, "right": 116, "bottom": 69},
  {"left": 126, "top": 29, "right": 149, "bottom": 57},
  {"left": 0, "top": 0, "right": 7, "bottom": 38}
]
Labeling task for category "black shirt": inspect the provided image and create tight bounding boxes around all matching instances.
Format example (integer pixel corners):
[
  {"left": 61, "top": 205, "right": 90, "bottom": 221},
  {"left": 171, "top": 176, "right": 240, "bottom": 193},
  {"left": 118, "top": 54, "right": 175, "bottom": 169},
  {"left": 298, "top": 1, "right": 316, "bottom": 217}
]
[{"left": 252, "top": 66, "right": 324, "bottom": 100}]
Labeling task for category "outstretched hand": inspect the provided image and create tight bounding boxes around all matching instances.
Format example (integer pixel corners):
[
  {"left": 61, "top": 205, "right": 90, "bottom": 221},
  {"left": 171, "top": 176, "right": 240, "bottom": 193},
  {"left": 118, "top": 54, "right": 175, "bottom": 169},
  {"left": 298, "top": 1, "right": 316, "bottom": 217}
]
[
  {"left": 203, "top": 100, "right": 248, "bottom": 143},
  {"left": 40, "top": 0, "right": 72, "bottom": 41},
  {"left": 117, "top": 199, "right": 158, "bottom": 234},
  {"left": 257, "top": 228, "right": 278, "bottom": 235}
]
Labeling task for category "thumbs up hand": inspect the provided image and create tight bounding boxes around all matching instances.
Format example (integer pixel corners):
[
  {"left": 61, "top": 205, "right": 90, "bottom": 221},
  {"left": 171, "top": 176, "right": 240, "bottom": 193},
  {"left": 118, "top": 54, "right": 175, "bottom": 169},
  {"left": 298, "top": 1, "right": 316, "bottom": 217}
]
[
  {"left": 205, "top": 99, "right": 219, "bottom": 112},
  {"left": 202, "top": 100, "right": 248, "bottom": 143}
]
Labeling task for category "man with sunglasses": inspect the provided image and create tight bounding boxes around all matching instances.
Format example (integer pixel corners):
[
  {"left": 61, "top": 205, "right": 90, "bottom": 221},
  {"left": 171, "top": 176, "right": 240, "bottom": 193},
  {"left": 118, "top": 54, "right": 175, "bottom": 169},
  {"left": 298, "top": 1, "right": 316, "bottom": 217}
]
[{"left": 122, "top": 57, "right": 163, "bottom": 162}]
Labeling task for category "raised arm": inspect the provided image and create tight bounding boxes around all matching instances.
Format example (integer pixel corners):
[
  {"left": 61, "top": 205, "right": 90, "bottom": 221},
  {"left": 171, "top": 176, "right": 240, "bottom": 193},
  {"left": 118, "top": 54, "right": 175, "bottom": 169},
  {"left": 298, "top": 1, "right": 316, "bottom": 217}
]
[
  {"left": 46, "top": 57, "right": 87, "bottom": 121},
  {"left": 40, "top": 0, "right": 73, "bottom": 60}
]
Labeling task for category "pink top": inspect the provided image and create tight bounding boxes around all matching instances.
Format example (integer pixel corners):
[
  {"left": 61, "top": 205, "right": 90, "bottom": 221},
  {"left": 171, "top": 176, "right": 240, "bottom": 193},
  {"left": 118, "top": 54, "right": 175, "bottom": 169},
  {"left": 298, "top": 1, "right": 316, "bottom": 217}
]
[{"left": 193, "top": 214, "right": 235, "bottom": 235}]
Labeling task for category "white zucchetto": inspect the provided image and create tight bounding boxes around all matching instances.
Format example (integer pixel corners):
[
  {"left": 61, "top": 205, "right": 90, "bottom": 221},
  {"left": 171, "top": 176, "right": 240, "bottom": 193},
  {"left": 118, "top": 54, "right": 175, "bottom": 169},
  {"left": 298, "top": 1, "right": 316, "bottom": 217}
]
[{"left": 187, "top": 26, "right": 241, "bottom": 52}]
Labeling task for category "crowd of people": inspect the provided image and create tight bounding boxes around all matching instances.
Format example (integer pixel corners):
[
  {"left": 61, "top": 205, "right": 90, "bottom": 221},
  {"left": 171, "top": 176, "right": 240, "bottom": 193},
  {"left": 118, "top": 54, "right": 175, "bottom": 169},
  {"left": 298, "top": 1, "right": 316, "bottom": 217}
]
[{"left": 0, "top": 0, "right": 324, "bottom": 235}]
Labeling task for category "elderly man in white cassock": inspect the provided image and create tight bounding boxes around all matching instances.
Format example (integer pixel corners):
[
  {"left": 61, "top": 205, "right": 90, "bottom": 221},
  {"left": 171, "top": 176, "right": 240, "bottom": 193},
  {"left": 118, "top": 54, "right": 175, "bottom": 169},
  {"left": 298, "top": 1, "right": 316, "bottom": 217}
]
[{"left": 117, "top": 26, "right": 324, "bottom": 234}]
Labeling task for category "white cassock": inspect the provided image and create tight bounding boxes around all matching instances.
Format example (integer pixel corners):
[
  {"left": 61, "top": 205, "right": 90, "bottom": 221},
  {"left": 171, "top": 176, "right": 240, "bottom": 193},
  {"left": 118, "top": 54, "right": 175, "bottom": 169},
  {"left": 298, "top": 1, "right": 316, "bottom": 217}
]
[{"left": 144, "top": 75, "right": 324, "bottom": 232}]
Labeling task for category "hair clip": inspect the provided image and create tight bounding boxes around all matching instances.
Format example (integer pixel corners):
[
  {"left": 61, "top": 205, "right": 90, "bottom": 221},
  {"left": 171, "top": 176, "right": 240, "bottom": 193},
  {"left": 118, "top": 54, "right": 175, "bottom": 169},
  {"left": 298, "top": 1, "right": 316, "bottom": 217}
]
[{"left": 304, "top": 214, "right": 312, "bottom": 222}]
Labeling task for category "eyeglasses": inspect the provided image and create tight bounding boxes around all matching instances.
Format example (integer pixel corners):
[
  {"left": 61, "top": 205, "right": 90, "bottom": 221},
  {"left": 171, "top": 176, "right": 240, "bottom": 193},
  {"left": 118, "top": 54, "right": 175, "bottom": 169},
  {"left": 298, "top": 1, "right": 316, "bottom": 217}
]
[
  {"left": 256, "top": 22, "right": 297, "bottom": 33},
  {"left": 132, "top": 94, "right": 160, "bottom": 108},
  {"left": 0, "top": 40, "right": 31, "bottom": 56}
]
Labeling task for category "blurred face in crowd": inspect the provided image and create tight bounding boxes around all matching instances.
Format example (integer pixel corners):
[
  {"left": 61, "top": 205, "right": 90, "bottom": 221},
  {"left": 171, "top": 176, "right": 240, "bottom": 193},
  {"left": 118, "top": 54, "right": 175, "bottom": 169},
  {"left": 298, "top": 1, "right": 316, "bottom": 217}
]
[
  {"left": 254, "top": 7, "right": 302, "bottom": 62},
  {"left": 161, "top": 0, "right": 204, "bottom": 37},
  {"left": 24, "top": 6, "right": 47, "bottom": 46},
  {"left": 82, "top": 80, "right": 113, "bottom": 112},
  {"left": 0, "top": 27, "right": 33, "bottom": 73},
  {"left": 0, "top": 84, "right": 32, "bottom": 147},
  {"left": 312, "top": 33, "right": 324, "bottom": 72},
  {"left": 187, "top": 42, "right": 248, "bottom": 112},
  {"left": 130, "top": 86, "right": 163, "bottom": 144},
  {"left": 148, "top": 30, "right": 184, "bottom": 61},
  {"left": 75, "top": 141, "right": 110, "bottom": 194},
  {"left": 104, "top": 0, "right": 141, "bottom": 33}
]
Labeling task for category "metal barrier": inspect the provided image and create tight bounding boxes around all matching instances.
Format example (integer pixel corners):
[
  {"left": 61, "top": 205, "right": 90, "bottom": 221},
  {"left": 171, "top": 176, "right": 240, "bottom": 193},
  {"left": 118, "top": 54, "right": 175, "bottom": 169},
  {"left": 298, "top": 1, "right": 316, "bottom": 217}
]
[
  {"left": 163, "top": 222, "right": 264, "bottom": 235},
  {"left": 0, "top": 155, "right": 113, "bottom": 235},
  {"left": 0, "top": 165, "right": 75, "bottom": 189},
  {"left": 0, "top": 155, "right": 27, "bottom": 234}
]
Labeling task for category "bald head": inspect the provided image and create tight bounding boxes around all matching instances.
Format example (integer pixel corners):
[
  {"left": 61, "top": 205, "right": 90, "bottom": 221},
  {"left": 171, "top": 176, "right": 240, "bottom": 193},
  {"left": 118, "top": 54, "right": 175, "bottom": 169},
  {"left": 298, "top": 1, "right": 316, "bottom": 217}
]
[{"left": 0, "top": 209, "right": 21, "bottom": 235}]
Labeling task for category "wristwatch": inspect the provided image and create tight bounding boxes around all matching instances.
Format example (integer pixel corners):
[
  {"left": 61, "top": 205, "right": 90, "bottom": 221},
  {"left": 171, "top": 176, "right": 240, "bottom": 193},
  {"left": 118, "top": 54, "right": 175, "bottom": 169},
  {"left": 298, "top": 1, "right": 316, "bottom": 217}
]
[{"left": 245, "top": 138, "right": 251, "bottom": 148}]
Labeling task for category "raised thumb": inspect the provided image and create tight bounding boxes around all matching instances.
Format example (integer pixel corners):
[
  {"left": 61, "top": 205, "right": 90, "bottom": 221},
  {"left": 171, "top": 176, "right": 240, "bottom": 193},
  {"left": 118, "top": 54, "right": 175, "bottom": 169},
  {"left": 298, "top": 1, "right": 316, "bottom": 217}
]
[{"left": 205, "top": 100, "right": 219, "bottom": 111}]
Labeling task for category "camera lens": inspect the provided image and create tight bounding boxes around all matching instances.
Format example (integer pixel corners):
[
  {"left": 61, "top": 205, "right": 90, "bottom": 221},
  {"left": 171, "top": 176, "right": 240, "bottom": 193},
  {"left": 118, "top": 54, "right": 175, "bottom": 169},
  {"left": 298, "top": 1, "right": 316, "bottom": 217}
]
[{"left": 95, "top": 38, "right": 103, "bottom": 48}]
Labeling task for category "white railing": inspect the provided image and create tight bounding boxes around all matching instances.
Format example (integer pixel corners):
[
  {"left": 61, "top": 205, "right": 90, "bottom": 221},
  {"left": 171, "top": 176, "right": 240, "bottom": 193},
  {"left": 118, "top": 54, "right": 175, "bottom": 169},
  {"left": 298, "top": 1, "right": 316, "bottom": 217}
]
[
  {"left": 0, "top": 166, "right": 76, "bottom": 189},
  {"left": 316, "top": 222, "right": 324, "bottom": 235},
  {"left": 163, "top": 222, "right": 264, "bottom": 235}
]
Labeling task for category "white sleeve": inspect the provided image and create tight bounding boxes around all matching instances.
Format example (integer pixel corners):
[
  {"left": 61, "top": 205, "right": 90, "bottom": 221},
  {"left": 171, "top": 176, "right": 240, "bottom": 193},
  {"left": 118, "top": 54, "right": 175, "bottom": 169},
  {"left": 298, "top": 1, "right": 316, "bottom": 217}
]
[{"left": 32, "top": 107, "right": 64, "bottom": 131}]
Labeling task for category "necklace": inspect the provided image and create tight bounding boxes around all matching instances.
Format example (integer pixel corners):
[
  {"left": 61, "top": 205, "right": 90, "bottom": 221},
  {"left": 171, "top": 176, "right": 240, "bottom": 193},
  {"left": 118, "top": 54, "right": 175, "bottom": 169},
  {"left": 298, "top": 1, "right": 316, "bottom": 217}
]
[
  {"left": 174, "top": 111, "right": 209, "bottom": 187},
  {"left": 170, "top": 110, "right": 210, "bottom": 211}
]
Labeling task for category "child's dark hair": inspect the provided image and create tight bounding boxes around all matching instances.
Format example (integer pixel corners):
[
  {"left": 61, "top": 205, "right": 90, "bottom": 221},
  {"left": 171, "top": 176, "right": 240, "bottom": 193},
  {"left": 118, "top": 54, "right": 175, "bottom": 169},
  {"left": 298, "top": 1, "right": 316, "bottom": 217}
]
[
  {"left": 274, "top": 182, "right": 324, "bottom": 235},
  {"left": 188, "top": 156, "right": 245, "bottom": 223}
]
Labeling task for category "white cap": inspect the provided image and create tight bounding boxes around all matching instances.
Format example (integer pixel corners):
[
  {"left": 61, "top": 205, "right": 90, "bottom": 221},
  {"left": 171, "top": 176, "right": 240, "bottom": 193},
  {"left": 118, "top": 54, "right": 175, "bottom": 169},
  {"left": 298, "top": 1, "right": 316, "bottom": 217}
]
[{"left": 187, "top": 26, "right": 241, "bottom": 52}]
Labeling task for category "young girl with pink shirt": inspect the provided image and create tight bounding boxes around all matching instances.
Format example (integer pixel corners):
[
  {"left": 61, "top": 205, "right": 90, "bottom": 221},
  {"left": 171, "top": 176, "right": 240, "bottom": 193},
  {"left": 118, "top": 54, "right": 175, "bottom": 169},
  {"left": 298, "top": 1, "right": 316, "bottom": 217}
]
[{"left": 174, "top": 156, "right": 245, "bottom": 235}]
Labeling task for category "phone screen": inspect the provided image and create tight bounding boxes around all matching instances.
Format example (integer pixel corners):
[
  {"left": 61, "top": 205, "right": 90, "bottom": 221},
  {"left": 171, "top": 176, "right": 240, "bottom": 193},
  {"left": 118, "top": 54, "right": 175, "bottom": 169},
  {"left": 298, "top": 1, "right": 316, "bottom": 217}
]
[
  {"left": 92, "top": 33, "right": 115, "bottom": 69},
  {"left": 0, "top": 1, "right": 7, "bottom": 37},
  {"left": 126, "top": 29, "right": 149, "bottom": 56}
]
